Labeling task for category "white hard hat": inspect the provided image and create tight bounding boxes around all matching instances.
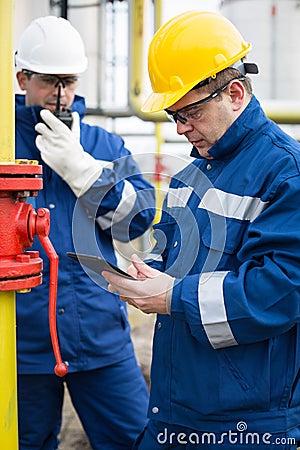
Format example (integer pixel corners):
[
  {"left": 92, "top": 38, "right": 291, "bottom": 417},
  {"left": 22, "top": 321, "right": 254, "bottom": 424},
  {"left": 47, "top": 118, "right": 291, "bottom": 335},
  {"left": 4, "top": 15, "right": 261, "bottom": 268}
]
[{"left": 15, "top": 16, "right": 88, "bottom": 74}]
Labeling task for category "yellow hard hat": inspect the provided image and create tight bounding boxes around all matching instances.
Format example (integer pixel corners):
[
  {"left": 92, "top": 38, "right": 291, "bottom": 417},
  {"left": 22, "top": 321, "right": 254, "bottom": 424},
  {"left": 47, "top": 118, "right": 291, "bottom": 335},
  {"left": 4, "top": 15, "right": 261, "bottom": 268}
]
[{"left": 142, "top": 10, "right": 252, "bottom": 113}]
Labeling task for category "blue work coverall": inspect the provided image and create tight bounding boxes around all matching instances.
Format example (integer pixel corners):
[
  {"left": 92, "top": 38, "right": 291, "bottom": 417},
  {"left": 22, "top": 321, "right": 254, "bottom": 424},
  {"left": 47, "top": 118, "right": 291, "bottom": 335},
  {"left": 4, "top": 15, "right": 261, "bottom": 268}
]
[
  {"left": 137, "top": 96, "right": 300, "bottom": 449},
  {"left": 15, "top": 94, "right": 155, "bottom": 450}
]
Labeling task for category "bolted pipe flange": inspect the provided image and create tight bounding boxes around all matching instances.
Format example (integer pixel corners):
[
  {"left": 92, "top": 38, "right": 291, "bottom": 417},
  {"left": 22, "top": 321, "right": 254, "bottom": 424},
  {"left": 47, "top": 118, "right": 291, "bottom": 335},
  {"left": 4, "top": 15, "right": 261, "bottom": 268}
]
[
  {"left": 0, "top": 163, "right": 44, "bottom": 291},
  {"left": 0, "top": 161, "right": 68, "bottom": 376}
]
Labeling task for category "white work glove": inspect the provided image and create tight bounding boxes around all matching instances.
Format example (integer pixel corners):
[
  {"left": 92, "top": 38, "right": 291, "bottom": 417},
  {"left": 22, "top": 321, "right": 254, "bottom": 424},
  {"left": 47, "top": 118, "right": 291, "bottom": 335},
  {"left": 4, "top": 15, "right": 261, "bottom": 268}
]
[
  {"left": 103, "top": 254, "right": 175, "bottom": 314},
  {"left": 35, "top": 109, "right": 104, "bottom": 197}
]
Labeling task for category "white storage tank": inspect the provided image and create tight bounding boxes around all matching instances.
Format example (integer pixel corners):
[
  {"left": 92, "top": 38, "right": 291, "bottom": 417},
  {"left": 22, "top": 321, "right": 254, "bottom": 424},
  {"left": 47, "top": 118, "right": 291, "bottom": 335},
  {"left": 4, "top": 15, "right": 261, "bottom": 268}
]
[{"left": 220, "top": 0, "right": 300, "bottom": 101}]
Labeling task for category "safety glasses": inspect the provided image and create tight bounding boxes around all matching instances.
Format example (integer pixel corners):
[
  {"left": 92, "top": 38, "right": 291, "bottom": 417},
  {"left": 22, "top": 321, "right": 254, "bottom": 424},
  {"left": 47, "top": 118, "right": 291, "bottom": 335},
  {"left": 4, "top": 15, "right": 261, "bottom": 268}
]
[
  {"left": 165, "top": 77, "right": 245, "bottom": 124},
  {"left": 22, "top": 70, "right": 79, "bottom": 89}
]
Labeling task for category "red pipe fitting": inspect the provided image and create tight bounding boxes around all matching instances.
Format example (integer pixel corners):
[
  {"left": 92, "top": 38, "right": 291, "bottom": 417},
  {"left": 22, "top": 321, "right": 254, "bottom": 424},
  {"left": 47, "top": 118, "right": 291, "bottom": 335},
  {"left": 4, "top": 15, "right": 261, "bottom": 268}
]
[{"left": 0, "top": 162, "right": 68, "bottom": 377}]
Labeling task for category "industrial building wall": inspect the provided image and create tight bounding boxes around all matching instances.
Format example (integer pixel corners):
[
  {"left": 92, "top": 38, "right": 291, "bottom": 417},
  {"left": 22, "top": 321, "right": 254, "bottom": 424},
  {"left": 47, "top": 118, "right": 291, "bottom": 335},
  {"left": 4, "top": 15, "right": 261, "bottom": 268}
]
[{"left": 221, "top": 0, "right": 300, "bottom": 101}]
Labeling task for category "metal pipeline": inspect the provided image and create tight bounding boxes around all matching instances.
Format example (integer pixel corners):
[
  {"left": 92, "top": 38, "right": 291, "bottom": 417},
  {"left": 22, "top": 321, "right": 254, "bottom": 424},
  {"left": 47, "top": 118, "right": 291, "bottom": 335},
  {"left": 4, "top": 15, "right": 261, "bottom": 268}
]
[
  {"left": 0, "top": 0, "right": 19, "bottom": 447},
  {"left": 127, "top": 0, "right": 166, "bottom": 122}
]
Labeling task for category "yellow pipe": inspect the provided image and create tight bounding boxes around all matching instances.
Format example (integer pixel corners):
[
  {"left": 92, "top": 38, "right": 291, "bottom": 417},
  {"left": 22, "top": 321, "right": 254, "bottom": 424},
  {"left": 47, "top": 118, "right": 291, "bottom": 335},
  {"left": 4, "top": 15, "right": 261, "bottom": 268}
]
[
  {"left": 261, "top": 99, "right": 300, "bottom": 125},
  {"left": 0, "top": 0, "right": 14, "bottom": 161},
  {"left": 154, "top": 123, "right": 164, "bottom": 223},
  {"left": 129, "top": 0, "right": 166, "bottom": 122},
  {"left": 154, "top": 0, "right": 162, "bottom": 32},
  {"left": 0, "top": 0, "right": 19, "bottom": 448},
  {"left": 0, "top": 297, "right": 18, "bottom": 449},
  {"left": 153, "top": 3, "right": 164, "bottom": 223}
]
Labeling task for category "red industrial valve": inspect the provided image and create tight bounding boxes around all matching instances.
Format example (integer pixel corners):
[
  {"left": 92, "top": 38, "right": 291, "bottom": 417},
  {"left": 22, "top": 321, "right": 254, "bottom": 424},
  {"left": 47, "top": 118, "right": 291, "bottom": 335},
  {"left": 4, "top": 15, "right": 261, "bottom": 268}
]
[{"left": 0, "top": 162, "right": 68, "bottom": 377}]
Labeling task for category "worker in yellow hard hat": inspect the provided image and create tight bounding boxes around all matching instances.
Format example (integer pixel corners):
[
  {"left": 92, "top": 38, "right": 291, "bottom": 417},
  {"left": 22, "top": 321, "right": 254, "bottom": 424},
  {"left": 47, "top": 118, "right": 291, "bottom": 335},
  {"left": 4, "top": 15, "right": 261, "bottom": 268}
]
[
  {"left": 103, "top": 10, "right": 300, "bottom": 449},
  {"left": 142, "top": 10, "right": 257, "bottom": 113}
]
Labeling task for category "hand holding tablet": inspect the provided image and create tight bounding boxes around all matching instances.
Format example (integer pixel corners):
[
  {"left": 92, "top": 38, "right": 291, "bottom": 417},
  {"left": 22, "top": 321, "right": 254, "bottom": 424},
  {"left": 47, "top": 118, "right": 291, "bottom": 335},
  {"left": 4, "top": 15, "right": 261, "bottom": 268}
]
[{"left": 66, "top": 252, "right": 135, "bottom": 279}]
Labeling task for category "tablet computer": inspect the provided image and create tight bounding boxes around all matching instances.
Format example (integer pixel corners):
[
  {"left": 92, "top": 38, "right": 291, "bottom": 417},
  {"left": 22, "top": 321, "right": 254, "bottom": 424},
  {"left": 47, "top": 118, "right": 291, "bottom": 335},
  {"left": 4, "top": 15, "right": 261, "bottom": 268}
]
[{"left": 66, "top": 252, "right": 134, "bottom": 279}]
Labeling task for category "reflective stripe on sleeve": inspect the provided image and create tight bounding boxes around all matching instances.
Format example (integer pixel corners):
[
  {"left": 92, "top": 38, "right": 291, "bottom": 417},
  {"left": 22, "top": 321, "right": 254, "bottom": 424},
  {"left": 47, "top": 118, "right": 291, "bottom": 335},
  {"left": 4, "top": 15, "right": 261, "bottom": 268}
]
[
  {"left": 199, "top": 188, "right": 269, "bottom": 221},
  {"left": 167, "top": 186, "right": 194, "bottom": 208},
  {"left": 198, "top": 271, "right": 238, "bottom": 349},
  {"left": 97, "top": 180, "right": 137, "bottom": 230}
]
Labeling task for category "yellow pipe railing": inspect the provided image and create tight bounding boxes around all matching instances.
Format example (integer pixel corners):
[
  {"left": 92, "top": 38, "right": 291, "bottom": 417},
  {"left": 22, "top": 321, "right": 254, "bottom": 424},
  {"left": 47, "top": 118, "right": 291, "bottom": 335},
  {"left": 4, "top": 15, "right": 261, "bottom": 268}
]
[
  {"left": 154, "top": 122, "right": 165, "bottom": 223},
  {"left": 128, "top": 0, "right": 166, "bottom": 122},
  {"left": 0, "top": 0, "right": 14, "bottom": 161},
  {"left": 153, "top": 2, "right": 164, "bottom": 221},
  {"left": 0, "top": 0, "right": 19, "bottom": 448}
]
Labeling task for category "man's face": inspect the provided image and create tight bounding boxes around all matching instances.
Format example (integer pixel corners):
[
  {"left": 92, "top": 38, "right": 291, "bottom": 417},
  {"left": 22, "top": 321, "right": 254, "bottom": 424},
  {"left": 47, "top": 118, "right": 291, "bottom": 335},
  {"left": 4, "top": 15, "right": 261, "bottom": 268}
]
[
  {"left": 16, "top": 71, "right": 78, "bottom": 110},
  {"left": 165, "top": 80, "right": 243, "bottom": 159}
]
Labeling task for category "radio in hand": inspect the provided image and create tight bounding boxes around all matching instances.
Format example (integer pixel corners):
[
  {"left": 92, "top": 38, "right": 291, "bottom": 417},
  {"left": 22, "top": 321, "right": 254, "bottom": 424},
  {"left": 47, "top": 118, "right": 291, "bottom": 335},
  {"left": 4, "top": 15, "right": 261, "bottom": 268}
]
[{"left": 53, "top": 83, "right": 73, "bottom": 129}]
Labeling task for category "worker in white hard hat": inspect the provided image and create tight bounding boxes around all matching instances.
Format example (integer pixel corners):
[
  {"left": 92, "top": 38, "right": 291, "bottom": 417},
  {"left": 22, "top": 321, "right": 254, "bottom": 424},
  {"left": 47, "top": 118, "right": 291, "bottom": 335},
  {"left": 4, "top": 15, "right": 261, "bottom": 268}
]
[
  {"left": 103, "top": 10, "right": 300, "bottom": 449},
  {"left": 15, "top": 16, "right": 154, "bottom": 450}
]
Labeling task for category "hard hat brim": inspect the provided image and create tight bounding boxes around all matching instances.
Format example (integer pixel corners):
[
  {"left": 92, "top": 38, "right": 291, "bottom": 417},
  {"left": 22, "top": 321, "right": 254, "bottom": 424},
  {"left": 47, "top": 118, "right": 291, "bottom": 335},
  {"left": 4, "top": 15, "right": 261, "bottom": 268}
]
[
  {"left": 141, "top": 80, "right": 199, "bottom": 113},
  {"left": 15, "top": 56, "right": 88, "bottom": 74}
]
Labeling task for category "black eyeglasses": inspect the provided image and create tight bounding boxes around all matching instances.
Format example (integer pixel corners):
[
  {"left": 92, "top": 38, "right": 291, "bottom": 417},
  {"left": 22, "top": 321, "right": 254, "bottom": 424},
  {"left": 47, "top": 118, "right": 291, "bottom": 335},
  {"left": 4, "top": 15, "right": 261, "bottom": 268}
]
[
  {"left": 165, "top": 77, "right": 245, "bottom": 124},
  {"left": 22, "top": 70, "right": 79, "bottom": 89}
]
